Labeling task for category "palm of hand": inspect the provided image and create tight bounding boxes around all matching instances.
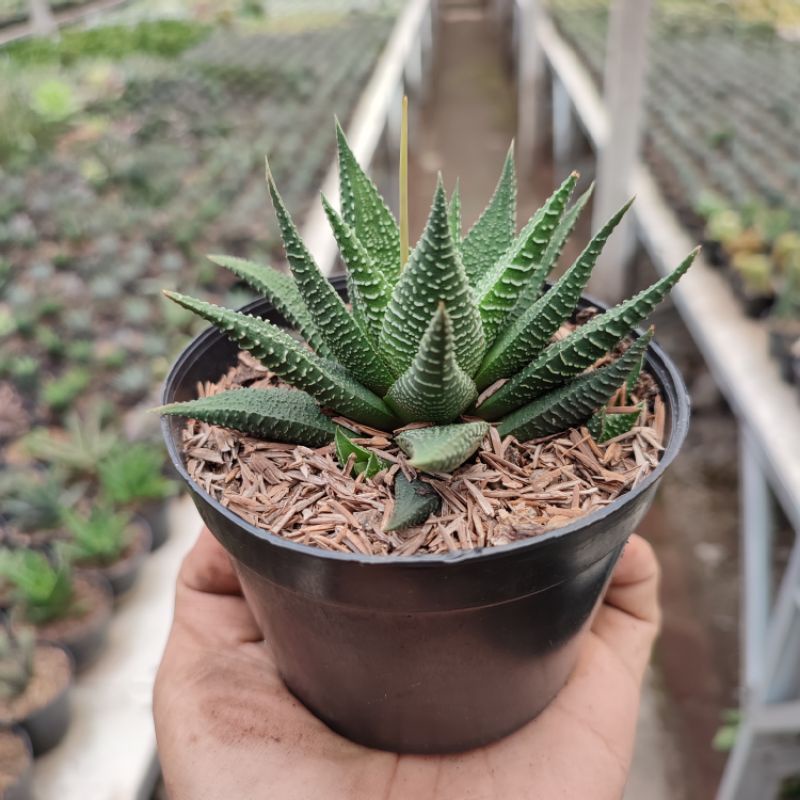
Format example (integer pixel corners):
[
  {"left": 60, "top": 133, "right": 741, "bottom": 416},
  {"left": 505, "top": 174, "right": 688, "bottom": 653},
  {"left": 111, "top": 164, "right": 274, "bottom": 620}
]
[{"left": 154, "top": 530, "right": 659, "bottom": 800}]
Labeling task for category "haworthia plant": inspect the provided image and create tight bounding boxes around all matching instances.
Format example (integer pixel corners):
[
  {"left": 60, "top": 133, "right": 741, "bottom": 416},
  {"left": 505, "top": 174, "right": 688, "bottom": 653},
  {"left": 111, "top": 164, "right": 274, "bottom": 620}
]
[{"left": 161, "top": 123, "right": 697, "bottom": 530}]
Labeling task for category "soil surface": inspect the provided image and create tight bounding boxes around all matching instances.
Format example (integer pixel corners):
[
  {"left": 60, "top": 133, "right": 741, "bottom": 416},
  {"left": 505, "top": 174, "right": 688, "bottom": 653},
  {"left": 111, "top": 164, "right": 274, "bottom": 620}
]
[
  {"left": 0, "top": 729, "right": 31, "bottom": 791},
  {"left": 0, "top": 645, "right": 70, "bottom": 722},
  {"left": 179, "top": 354, "right": 664, "bottom": 555}
]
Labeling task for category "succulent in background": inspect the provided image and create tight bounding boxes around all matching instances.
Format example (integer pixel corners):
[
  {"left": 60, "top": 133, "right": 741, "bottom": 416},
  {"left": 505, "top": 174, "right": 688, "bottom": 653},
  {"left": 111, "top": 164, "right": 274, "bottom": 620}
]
[
  {"left": 42, "top": 367, "right": 91, "bottom": 414},
  {"left": 0, "top": 623, "right": 35, "bottom": 701},
  {"left": 23, "top": 407, "right": 117, "bottom": 479},
  {"left": 99, "top": 443, "right": 177, "bottom": 506},
  {"left": 160, "top": 124, "right": 696, "bottom": 527},
  {"left": 63, "top": 506, "right": 132, "bottom": 567},
  {"left": 0, "top": 470, "right": 82, "bottom": 536},
  {"left": 0, "top": 549, "right": 75, "bottom": 625}
]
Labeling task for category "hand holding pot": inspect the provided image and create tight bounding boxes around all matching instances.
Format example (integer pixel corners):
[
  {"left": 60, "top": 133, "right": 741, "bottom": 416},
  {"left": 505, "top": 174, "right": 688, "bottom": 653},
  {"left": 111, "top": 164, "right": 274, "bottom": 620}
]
[{"left": 154, "top": 528, "right": 660, "bottom": 800}]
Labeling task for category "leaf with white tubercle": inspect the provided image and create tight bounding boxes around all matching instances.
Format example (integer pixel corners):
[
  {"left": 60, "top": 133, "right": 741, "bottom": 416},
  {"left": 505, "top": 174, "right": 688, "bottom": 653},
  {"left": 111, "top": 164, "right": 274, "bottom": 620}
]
[
  {"left": 509, "top": 182, "right": 595, "bottom": 318},
  {"left": 476, "top": 248, "right": 698, "bottom": 421},
  {"left": 157, "top": 387, "right": 336, "bottom": 447},
  {"left": 461, "top": 145, "right": 516, "bottom": 286},
  {"left": 448, "top": 180, "right": 461, "bottom": 248},
  {"left": 395, "top": 421, "right": 490, "bottom": 474},
  {"left": 474, "top": 197, "right": 633, "bottom": 390},
  {"left": 379, "top": 177, "right": 485, "bottom": 377},
  {"left": 335, "top": 120, "right": 401, "bottom": 283},
  {"left": 320, "top": 194, "right": 392, "bottom": 348},
  {"left": 162, "top": 291, "right": 398, "bottom": 430},
  {"left": 266, "top": 168, "right": 395, "bottom": 395},
  {"left": 588, "top": 405, "right": 643, "bottom": 443},
  {"left": 385, "top": 305, "right": 477, "bottom": 424},
  {"left": 206, "top": 254, "right": 331, "bottom": 357},
  {"left": 475, "top": 171, "right": 578, "bottom": 344},
  {"left": 384, "top": 473, "right": 441, "bottom": 531},
  {"left": 497, "top": 331, "right": 653, "bottom": 441}
]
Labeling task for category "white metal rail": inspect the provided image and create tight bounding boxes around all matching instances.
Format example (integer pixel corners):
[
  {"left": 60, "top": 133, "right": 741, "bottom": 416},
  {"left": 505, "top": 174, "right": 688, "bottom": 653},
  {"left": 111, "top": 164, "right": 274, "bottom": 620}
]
[{"left": 508, "top": 2, "right": 800, "bottom": 797}]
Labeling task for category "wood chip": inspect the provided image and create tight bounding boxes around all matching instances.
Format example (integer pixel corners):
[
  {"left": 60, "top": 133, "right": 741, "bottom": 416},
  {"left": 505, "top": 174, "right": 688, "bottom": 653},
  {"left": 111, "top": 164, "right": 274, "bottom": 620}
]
[{"left": 180, "top": 356, "right": 666, "bottom": 556}]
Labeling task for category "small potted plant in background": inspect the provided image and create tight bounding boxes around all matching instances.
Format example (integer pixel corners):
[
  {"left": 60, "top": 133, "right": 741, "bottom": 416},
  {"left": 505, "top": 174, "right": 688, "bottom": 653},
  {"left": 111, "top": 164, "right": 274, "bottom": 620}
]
[
  {"left": 0, "top": 470, "right": 82, "bottom": 550},
  {"left": 730, "top": 251, "right": 776, "bottom": 317},
  {"left": 98, "top": 443, "right": 177, "bottom": 550},
  {"left": 158, "top": 113, "right": 696, "bottom": 753},
  {"left": 63, "top": 504, "right": 151, "bottom": 595},
  {"left": 0, "top": 622, "right": 72, "bottom": 756},
  {"left": 0, "top": 727, "right": 33, "bottom": 800},
  {"left": 768, "top": 241, "right": 800, "bottom": 382},
  {"left": 0, "top": 549, "right": 112, "bottom": 671}
]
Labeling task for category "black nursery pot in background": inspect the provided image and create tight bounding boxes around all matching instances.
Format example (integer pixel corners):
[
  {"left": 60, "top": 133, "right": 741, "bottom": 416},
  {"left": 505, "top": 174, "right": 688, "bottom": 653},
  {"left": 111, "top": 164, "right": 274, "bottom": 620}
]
[{"left": 161, "top": 283, "right": 691, "bottom": 754}]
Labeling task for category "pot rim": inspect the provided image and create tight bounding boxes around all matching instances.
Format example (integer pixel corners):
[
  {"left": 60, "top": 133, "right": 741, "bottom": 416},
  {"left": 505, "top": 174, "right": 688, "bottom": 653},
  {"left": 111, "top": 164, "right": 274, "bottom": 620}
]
[{"left": 161, "top": 292, "right": 690, "bottom": 568}]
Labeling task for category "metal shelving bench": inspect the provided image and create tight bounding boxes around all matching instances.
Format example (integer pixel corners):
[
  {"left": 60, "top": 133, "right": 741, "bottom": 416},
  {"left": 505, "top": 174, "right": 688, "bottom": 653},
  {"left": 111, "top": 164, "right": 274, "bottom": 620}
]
[{"left": 504, "top": 1, "right": 800, "bottom": 797}]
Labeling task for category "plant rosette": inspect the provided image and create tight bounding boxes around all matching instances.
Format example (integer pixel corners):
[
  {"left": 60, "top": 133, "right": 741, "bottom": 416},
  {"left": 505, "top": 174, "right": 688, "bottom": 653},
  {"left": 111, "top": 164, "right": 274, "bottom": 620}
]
[
  {"left": 1, "top": 551, "right": 113, "bottom": 672},
  {"left": 0, "top": 728, "right": 33, "bottom": 800},
  {"left": 98, "top": 443, "right": 178, "bottom": 551},
  {"left": 0, "top": 627, "right": 72, "bottom": 756},
  {"left": 159, "top": 122, "right": 694, "bottom": 753},
  {"left": 64, "top": 506, "right": 152, "bottom": 596}
]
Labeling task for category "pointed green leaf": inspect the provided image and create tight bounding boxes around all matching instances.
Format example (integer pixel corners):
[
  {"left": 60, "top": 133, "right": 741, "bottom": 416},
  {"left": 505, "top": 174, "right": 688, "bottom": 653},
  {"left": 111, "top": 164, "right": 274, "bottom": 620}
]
[
  {"left": 385, "top": 305, "right": 478, "bottom": 424},
  {"left": 448, "top": 180, "right": 461, "bottom": 248},
  {"left": 475, "top": 172, "right": 578, "bottom": 345},
  {"left": 588, "top": 405, "right": 643, "bottom": 443},
  {"left": 207, "top": 255, "right": 331, "bottom": 357},
  {"left": 334, "top": 427, "right": 388, "bottom": 478},
  {"left": 476, "top": 249, "right": 697, "bottom": 420},
  {"left": 510, "top": 182, "right": 594, "bottom": 317},
  {"left": 163, "top": 292, "right": 398, "bottom": 430},
  {"left": 157, "top": 388, "right": 336, "bottom": 447},
  {"left": 395, "top": 421, "right": 490, "bottom": 473},
  {"left": 497, "top": 332, "right": 653, "bottom": 441},
  {"left": 474, "top": 198, "right": 632, "bottom": 389},
  {"left": 267, "top": 172, "right": 394, "bottom": 394},
  {"left": 321, "top": 195, "right": 392, "bottom": 346},
  {"left": 384, "top": 473, "right": 441, "bottom": 531},
  {"left": 461, "top": 145, "right": 516, "bottom": 285},
  {"left": 380, "top": 179, "right": 485, "bottom": 377},
  {"left": 336, "top": 120, "right": 401, "bottom": 282}
]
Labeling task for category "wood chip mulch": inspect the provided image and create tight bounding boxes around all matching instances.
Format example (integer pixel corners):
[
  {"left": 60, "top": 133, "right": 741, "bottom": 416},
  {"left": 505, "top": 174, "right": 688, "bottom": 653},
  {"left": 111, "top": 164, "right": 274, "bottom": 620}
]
[{"left": 181, "top": 352, "right": 666, "bottom": 556}]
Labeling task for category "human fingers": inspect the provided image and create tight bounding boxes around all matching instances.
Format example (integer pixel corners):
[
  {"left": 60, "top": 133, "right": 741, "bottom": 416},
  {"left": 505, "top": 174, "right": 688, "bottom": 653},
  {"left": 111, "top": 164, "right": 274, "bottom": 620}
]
[
  {"left": 171, "top": 527, "right": 262, "bottom": 646},
  {"left": 591, "top": 534, "right": 661, "bottom": 682}
]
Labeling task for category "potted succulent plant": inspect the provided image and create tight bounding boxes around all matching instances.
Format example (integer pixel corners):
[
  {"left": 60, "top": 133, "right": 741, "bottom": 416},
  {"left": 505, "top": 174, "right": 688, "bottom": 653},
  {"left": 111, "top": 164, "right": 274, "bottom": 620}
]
[
  {"left": 0, "top": 623, "right": 72, "bottom": 756},
  {"left": 63, "top": 505, "right": 152, "bottom": 595},
  {"left": 158, "top": 120, "right": 695, "bottom": 753},
  {"left": 98, "top": 443, "right": 177, "bottom": 550},
  {"left": 0, "top": 549, "right": 112, "bottom": 671},
  {"left": 0, "top": 728, "right": 33, "bottom": 800},
  {"left": 768, "top": 251, "right": 800, "bottom": 382}
]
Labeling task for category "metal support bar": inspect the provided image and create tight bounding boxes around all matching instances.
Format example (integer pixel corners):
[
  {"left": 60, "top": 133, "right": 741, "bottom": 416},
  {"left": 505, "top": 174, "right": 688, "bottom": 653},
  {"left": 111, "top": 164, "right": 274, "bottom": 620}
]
[
  {"left": 739, "top": 427, "right": 775, "bottom": 696},
  {"left": 588, "top": 0, "right": 653, "bottom": 303},
  {"left": 552, "top": 73, "right": 577, "bottom": 180},
  {"left": 514, "top": 0, "right": 546, "bottom": 177}
]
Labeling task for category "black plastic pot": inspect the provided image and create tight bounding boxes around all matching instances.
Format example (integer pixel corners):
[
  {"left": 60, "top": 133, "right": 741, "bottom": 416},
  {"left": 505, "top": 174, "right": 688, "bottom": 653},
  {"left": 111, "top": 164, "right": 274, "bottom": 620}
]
[
  {"left": 138, "top": 499, "right": 170, "bottom": 550},
  {"left": 77, "top": 518, "right": 152, "bottom": 597},
  {"left": 23, "top": 575, "right": 114, "bottom": 672},
  {"left": 0, "top": 728, "right": 33, "bottom": 800},
  {"left": 15, "top": 645, "right": 72, "bottom": 756},
  {"left": 161, "top": 284, "right": 691, "bottom": 754}
]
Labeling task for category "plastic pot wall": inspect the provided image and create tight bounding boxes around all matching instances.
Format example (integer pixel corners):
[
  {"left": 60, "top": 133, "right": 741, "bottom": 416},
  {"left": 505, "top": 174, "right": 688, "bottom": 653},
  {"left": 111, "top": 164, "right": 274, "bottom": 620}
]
[{"left": 161, "top": 282, "right": 690, "bottom": 753}]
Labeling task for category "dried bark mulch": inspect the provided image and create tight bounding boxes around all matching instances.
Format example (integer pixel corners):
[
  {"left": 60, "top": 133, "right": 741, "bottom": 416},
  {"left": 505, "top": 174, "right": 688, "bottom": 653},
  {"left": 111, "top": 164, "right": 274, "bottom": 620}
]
[{"left": 179, "top": 352, "right": 666, "bottom": 556}]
